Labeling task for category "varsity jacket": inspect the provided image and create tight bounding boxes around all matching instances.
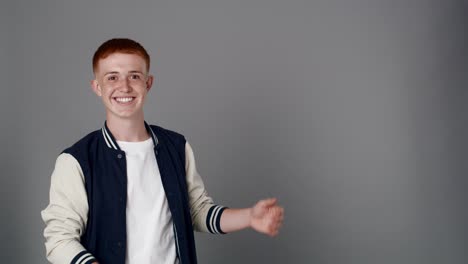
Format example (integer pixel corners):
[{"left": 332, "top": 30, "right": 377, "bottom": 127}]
[{"left": 41, "top": 122, "right": 227, "bottom": 264}]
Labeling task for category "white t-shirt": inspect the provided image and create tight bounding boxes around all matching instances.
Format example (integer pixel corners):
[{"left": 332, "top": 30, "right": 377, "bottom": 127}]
[{"left": 117, "top": 138, "right": 177, "bottom": 264}]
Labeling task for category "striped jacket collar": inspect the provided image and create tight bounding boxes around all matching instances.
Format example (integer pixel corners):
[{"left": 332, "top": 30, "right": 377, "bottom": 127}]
[{"left": 101, "top": 121, "right": 159, "bottom": 150}]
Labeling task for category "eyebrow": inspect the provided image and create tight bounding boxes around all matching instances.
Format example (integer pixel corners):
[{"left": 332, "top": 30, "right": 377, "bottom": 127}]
[
  {"left": 103, "top": 70, "right": 145, "bottom": 76},
  {"left": 128, "top": 70, "right": 145, "bottom": 74},
  {"left": 104, "top": 71, "right": 119, "bottom": 76}
]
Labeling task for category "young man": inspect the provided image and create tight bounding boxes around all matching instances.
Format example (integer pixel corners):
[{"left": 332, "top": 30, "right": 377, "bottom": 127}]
[{"left": 41, "top": 38, "right": 284, "bottom": 264}]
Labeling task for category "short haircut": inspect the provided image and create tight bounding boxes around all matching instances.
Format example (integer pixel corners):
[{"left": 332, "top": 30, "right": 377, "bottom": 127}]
[{"left": 92, "top": 38, "right": 150, "bottom": 73}]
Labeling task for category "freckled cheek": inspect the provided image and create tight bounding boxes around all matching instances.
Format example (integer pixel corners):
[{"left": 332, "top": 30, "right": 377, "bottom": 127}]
[{"left": 104, "top": 88, "right": 117, "bottom": 98}]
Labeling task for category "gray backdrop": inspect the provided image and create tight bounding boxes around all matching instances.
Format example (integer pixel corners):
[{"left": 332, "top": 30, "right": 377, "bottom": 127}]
[{"left": 2, "top": 0, "right": 467, "bottom": 263}]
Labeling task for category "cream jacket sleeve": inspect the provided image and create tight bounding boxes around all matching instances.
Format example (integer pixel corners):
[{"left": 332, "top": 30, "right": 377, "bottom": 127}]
[
  {"left": 185, "top": 142, "right": 227, "bottom": 234},
  {"left": 41, "top": 153, "right": 96, "bottom": 264}
]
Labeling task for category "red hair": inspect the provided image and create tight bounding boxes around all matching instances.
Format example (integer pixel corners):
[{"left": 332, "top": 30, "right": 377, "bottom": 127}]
[{"left": 92, "top": 38, "right": 150, "bottom": 72}]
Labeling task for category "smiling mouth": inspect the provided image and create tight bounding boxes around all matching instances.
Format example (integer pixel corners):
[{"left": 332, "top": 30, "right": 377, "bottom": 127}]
[{"left": 114, "top": 97, "right": 135, "bottom": 103}]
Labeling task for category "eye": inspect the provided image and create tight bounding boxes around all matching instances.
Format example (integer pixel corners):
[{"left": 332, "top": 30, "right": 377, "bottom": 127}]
[
  {"left": 130, "top": 74, "right": 141, "bottom": 80},
  {"left": 107, "top": 75, "right": 117, "bottom": 81}
]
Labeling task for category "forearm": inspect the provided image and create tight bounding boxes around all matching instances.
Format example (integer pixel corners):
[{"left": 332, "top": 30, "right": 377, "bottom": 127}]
[
  {"left": 220, "top": 208, "right": 252, "bottom": 233},
  {"left": 221, "top": 198, "right": 284, "bottom": 236}
]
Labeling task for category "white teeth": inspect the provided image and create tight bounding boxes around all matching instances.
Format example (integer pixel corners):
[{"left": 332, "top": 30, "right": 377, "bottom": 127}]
[{"left": 115, "top": 97, "right": 134, "bottom": 103}]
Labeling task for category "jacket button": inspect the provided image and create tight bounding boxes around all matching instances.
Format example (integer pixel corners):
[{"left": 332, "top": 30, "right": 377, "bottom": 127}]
[
  {"left": 155, "top": 150, "right": 158, "bottom": 155},
  {"left": 117, "top": 154, "right": 122, "bottom": 159},
  {"left": 117, "top": 242, "right": 122, "bottom": 247}
]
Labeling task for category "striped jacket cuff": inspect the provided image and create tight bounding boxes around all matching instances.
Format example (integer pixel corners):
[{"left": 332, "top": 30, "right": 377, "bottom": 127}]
[
  {"left": 206, "top": 205, "right": 227, "bottom": 234},
  {"left": 71, "top": 251, "right": 96, "bottom": 264}
]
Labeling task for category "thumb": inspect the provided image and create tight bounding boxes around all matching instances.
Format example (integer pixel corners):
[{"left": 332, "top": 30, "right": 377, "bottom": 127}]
[{"left": 258, "top": 198, "right": 277, "bottom": 208}]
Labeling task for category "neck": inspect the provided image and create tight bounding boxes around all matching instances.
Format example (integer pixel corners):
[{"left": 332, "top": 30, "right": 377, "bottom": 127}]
[{"left": 106, "top": 115, "right": 150, "bottom": 142}]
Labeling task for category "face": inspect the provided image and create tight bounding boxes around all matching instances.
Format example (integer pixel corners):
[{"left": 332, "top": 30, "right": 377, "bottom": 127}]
[{"left": 91, "top": 52, "right": 153, "bottom": 122}]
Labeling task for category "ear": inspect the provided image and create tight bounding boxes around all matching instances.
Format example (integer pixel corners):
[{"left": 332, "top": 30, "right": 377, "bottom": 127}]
[
  {"left": 91, "top": 79, "right": 102, "bottom": 97},
  {"left": 146, "top": 75, "right": 154, "bottom": 92}
]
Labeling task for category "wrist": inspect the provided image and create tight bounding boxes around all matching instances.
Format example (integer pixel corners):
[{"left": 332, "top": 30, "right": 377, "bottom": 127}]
[{"left": 247, "top": 207, "right": 254, "bottom": 228}]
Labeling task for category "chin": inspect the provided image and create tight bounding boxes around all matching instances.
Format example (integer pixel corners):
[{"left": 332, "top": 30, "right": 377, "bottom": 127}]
[{"left": 111, "top": 110, "right": 144, "bottom": 120}]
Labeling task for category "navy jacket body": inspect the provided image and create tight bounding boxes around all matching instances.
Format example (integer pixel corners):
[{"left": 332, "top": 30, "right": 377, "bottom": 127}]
[{"left": 64, "top": 122, "right": 197, "bottom": 264}]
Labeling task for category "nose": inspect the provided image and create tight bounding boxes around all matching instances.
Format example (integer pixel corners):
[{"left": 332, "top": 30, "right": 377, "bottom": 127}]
[{"left": 117, "top": 78, "right": 133, "bottom": 92}]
